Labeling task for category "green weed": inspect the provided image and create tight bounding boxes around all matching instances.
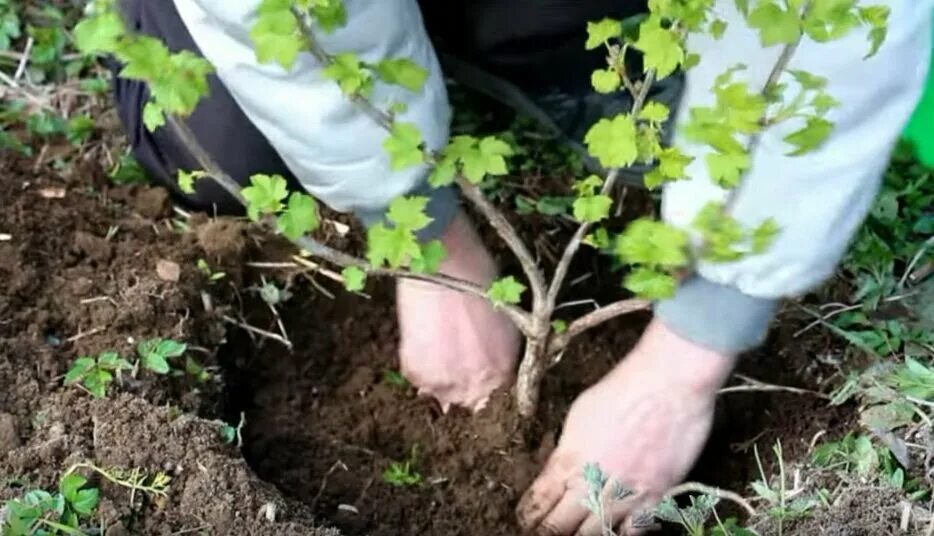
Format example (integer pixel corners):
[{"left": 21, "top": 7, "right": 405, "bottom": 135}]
[
  {"left": 63, "top": 351, "right": 132, "bottom": 399},
  {"left": 382, "top": 446, "right": 422, "bottom": 487}
]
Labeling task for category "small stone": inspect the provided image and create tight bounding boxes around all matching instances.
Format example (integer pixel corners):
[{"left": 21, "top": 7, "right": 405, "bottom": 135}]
[{"left": 155, "top": 259, "right": 181, "bottom": 282}]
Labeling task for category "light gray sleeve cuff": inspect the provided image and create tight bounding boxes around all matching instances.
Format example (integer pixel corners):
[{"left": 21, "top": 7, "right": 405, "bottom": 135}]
[
  {"left": 353, "top": 183, "right": 459, "bottom": 242},
  {"left": 654, "top": 276, "right": 778, "bottom": 354}
]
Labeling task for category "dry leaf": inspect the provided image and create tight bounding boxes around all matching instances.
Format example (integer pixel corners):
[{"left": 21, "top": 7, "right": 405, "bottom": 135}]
[
  {"left": 38, "top": 187, "right": 67, "bottom": 199},
  {"left": 156, "top": 259, "right": 181, "bottom": 282}
]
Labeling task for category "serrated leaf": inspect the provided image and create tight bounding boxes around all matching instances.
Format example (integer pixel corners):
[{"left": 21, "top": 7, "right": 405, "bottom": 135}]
[
  {"left": 572, "top": 175, "right": 604, "bottom": 197},
  {"left": 615, "top": 218, "right": 689, "bottom": 267},
  {"left": 323, "top": 52, "right": 372, "bottom": 95},
  {"left": 375, "top": 58, "right": 427, "bottom": 92},
  {"left": 142, "top": 101, "right": 165, "bottom": 132},
  {"left": 64, "top": 357, "right": 95, "bottom": 385},
  {"left": 706, "top": 150, "right": 750, "bottom": 188},
  {"left": 751, "top": 218, "right": 780, "bottom": 253},
  {"left": 584, "top": 228, "right": 611, "bottom": 249},
  {"left": 748, "top": 1, "right": 801, "bottom": 46},
  {"left": 784, "top": 116, "right": 833, "bottom": 155},
  {"left": 682, "top": 52, "right": 701, "bottom": 70},
  {"left": 585, "top": 18, "right": 622, "bottom": 49},
  {"left": 383, "top": 122, "right": 425, "bottom": 171},
  {"left": 693, "top": 202, "right": 746, "bottom": 261},
  {"left": 584, "top": 114, "right": 639, "bottom": 168},
  {"left": 573, "top": 195, "right": 613, "bottom": 223},
  {"left": 74, "top": 11, "right": 124, "bottom": 55},
  {"left": 341, "top": 266, "right": 366, "bottom": 292},
  {"left": 624, "top": 267, "right": 677, "bottom": 299},
  {"left": 142, "top": 352, "right": 170, "bottom": 374},
  {"left": 367, "top": 223, "right": 420, "bottom": 268},
  {"left": 735, "top": 0, "right": 750, "bottom": 16},
  {"left": 387, "top": 196, "right": 431, "bottom": 231},
  {"left": 633, "top": 18, "right": 684, "bottom": 79},
  {"left": 486, "top": 276, "right": 526, "bottom": 306},
  {"left": 656, "top": 147, "right": 691, "bottom": 180},
  {"left": 410, "top": 240, "right": 445, "bottom": 274},
  {"left": 277, "top": 192, "right": 320, "bottom": 240},
  {"left": 242, "top": 174, "right": 289, "bottom": 221},
  {"left": 639, "top": 102, "right": 670, "bottom": 123},
  {"left": 811, "top": 91, "right": 840, "bottom": 115},
  {"left": 59, "top": 474, "right": 86, "bottom": 503},
  {"left": 250, "top": 0, "right": 303, "bottom": 70},
  {"left": 803, "top": 0, "right": 860, "bottom": 43},
  {"left": 428, "top": 157, "right": 457, "bottom": 187},
  {"left": 72, "top": 488, "right": 99, "bottom": 517},
  {"left": 709, "top": 19, "right": 727, "bottom": 39},
  {"left": 591, "top": 69, "right": 620, "bottom": 94},
  {"left": 177, "top": 169, "right": 204, "bottom": 194}
]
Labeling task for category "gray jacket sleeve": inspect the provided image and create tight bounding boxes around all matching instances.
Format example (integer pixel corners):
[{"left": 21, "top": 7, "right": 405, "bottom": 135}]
[
  {"left": 171, "top": 0, "right": 457, "bottom": 238},
  {"left": 657, "top": 0, "right": 932, "bottom": 353}
]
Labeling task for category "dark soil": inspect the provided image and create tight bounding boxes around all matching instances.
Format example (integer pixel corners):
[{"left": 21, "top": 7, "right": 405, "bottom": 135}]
[{"left": 0, "top": 155, "right": 327, "bottom": 534}]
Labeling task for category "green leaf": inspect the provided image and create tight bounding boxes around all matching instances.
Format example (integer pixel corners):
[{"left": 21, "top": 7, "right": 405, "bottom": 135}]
[
  {"left": 84, "top": 369, "right": 113, "bottom": 399},
  {"left": 859, "top": 5, "right": 889, "bottom": 57},
  {"left": 277, "top": 192, "right": 320, "bottom": 240},
  {"left": 584, "top": 228, "right": 611, "bottom": 249},
  {"left": 142, "top": 101, "right": 165, "bottom": 132},
  {"left": 323, "top": 52, "right": 372, "bottom": 95},
  {"left": 382, "top": 122, "right": 425, "bottom": 170},
  {"left": 693, "top": 202, "right": 746, "bottom": 261},
  {"left": 572, "top": 175, "right": 604, "bottom": 197},
  {"left": 486, "top": 276, "right": 526, "bottom": 306},
  {"left": 784, "top": 116, "right": 833, "bottom": 155},
  {"left": 615, "top": 218, "right": 689, "bottom": 267},
  {"left": 656, "top": 147, "right": 692, "bottom": 180},
  {"left": 709, "top": 19, "right": 727, "bottom": 39},
  {"left": 59, "top": 474, "right": 86, "bottom": 503},
  {"left": 367, "top": 223, "right": 420, "bottom": 268},
  {"left": 64, "top": 357, "right": 95, "bottom": 385},
  {"left": 410, "top": 240, "right": 446, "bottom": 274},
  {"left": 387, "top": 196, "right": 431, "bottom": 231},
  {"left": 624, "top": 267, "right": 677, "bottom": 299},
  {"left": 591, "top": 69, "right": 620, "bottom": 94},
  {"left": 341, "top": 266, "right": 366, "bottom": 292},
  {"left": 638, "top": 102, "right": 670, "bottom": 123},
  {"left": 142, "top": 352, "right": 170, "bottom": 375},
  {"left": 734, "top": 0, "right": 751, "bottom": 16},
  {"left": 584, "top": 114, "right": 639, "bottom": 168},
  {"left": 375, "top": 58, "right": 428, "bottom": 92},
  {"left": 157, "top": 340, "right": 186, "bottom": 358},
  {"left": 428, "top": 157, "right": 457, "bottom": 187},
  {"left": 573, "top": 195, "right": 613, "bottom": 223},
  {"left": 551, "top": 320, "right": 568, "bottom": 334},
  {"left": 751, "top": 218, "right": 780, "bottom": 253},
  {"left": 71, "top": 488, "right": 99, "bottom": 517},
  {"left": 715, "top": 82, "right": 766, "bottom": 133},
  {"left": 242, "top": 174, "right": 289, "bottom": 221},
  {"left": 682, "top": 52, "right": 701, "bottom": 70},
  {"left": 585, "top": 18, "right": 622, "bottom": 49},
  {"left": 748, "top": 1, "right": 802, "bottom": 46},
  {"left": 811, "top": 91, "right": 840, "bottom": 115},
  {"left": 310, "top": 0, "right": 347, "bottom": 33},
  {"left": 633, "top": 18, "right": 684, "bottom": 79},
  {"left": 706, "top": 150, "right": 750, "bottom": 188},
  {"left": 97, "top": 352, "right": 131, "bottom": 371},
  {"left": 789, "top": 69, "right": 827, "bottom": 90},
  {"left": 803, "top": 0, "right": 860, "bottom": 43},
  {"left": 73, "top": 11, "right": 124, "bottom": 55},
  {"left": 250, "top": 0, "right": 303, "bottom": 70},
  {"left": 177, "top": 169, "right": 206, "bottom": 194}
]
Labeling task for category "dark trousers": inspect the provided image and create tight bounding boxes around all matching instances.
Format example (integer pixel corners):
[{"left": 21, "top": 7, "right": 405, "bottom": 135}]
[{"left": 112, "top": 1, "right": 647, "bottom": 215}]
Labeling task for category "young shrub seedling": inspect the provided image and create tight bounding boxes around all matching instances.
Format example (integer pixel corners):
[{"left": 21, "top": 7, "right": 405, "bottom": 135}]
[
  {"left": 382, "top": 446, "right": 422, "bottom": 487},
  {"left": 72, "top": 0, "right": 891, "bottom": 420},
  {"left": 63, "top": 351, "right": 132, "bottom": 399},
  {"left": 0, "top": 473, "right": 99, "bottom": 536},
  {"left": 136, "top": 337, "right": 186, "bottom": 374}
]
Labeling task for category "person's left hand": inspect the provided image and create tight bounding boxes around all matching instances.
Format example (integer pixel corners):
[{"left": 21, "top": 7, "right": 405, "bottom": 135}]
[
  {"left": 516, "top": 319, "right": 735, "bottom": 535},
  {"left": 396, "top": 210, "right": 521, "bottom": 412}
]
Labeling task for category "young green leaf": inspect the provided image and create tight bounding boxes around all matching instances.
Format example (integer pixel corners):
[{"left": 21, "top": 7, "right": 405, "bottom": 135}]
[
  {"left": 177, "top": 169, "right": 206, "bottom": 195},
  {"left": 591, "top": 69, "right": 620, "bottom": 94},
  {"left": 573, "top": 194, "right": 613, "bottom": 223},
  {"left": 142, "top": 101, "right": 165, "bottom": 131},
  {"left": 486, "top": 276, "right": 526, "bottom": 307},
  {"left": 375, "top": 58, "right": 428, "bottom": 92},
  {"left": 615, "top": 218, "right": 690, "bottom": 267},
  {"left": 748, "top": 1, "right": 802, "bottom": 46},
  {"left": 242, "top": 174, "right": 289, "bottom": 221},
  {"left": 59, "top": 474, "right": 86, "bottom": 504},
  {"left": 382, "top": 122, "right": 425, "bottom": 170},
  {"left": 783, "top": 116, "right": 833, "bottom": 155},
  {"left": 693, "top": 202, "right": 746, "bottom": 261},
  {"left": 709, "top": 19, "right": 727, "bottom": 39},
  {"left": 410, "top": 240, "right": 446, "bottom": 274},
  {"left": 277, "top": 192, "right": 320, "bottom": 240},
  {"left": 64, "top": 357, "right": 96, "bottom": 385},
  {"left": 584, "top": 114, "right": 638, "bottom": 168},
  {"left": 638, "top": 102, "right": 670, "bottom": 123},
  {"left": 73, "top": 11, "right": 124, "bottom": 55},
  {"left": 386, "top": 196, "right": 431, "bottom": 231},
  {"left": 323, "top": 52, "right": 372, "bottom": 95},
  {"left": 624, "top": 267, "right": 677, "bottom": 299},
  {"left": 705, "top": 150, "right": 750, "bottom": 188},
  {"left": 459, "top": 136, "right": 514, "bottom": 183},
  {"left": 551, "top": 319, "right": 568, "bottom": 334},
  {"left": 310, "top": 0, "right": 347, "bottom": 33},
  {"left": 250, "top": 0, "right": 304, "bottom": 70},
  {"left": 367, "top": 223, "right": 420, "bottom": 268},
  {"left": 633, "top": 18, "right": 684, "bottom": 79},
  {"left": 751, "top": 218, "right": 780, "bottom": 253},
  {"left": 341, "top": 266, "right": 367, "bottom": 292},
  {"left": 585, "top": 18, "right": 622, "bottom": 49}
]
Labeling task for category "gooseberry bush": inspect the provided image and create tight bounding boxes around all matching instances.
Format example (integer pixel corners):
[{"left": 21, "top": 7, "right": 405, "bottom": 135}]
[{"left": 73, "top": 0, "right": 888, "bottom": 417}]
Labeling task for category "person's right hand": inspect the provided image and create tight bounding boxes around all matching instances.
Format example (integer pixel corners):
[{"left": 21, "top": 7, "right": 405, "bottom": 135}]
[{"left": 396, "top": 211, "right": 521, "bottom": 412}]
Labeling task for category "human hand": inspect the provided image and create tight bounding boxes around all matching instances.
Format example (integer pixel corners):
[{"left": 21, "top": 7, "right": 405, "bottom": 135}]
[
  {"left": 517, "top": 319, "right": 736, "bottom": 535},
  {"left": 396, "top": 211, "right": 521, "bottom": 412}
]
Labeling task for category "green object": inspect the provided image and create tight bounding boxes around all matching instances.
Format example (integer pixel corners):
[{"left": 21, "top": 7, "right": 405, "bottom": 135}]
[{"left": 903, "top": 15, "right": 934, "bottom": 168}]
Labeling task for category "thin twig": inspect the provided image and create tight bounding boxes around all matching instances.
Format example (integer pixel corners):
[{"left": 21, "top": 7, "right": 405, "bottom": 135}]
[
  {"left": 665, "top": 482, "right": 756, "bottom": 516},
  {"left": 222, "top": 314, "right": 293, "bottom": 350},
  {"left": 900, "top": 235, "right": 934, "bottom": 288},
  {"left": 548, "top": 298, "right": 651, "bottom": 359},
  {"left": 13, "top": 37, "right": 33, "bottom": 82},
  {"left": 718, "top": 374, "right": 829, "bottom": 399}
]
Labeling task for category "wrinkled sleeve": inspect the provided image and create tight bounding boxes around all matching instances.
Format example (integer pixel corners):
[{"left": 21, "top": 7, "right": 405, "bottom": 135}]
[
  {"left": 172, "top": 0, "right": 456, "bottom": 238},
  {"left": 656, "top": 0, "right": 933, "bottom": 353}
]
